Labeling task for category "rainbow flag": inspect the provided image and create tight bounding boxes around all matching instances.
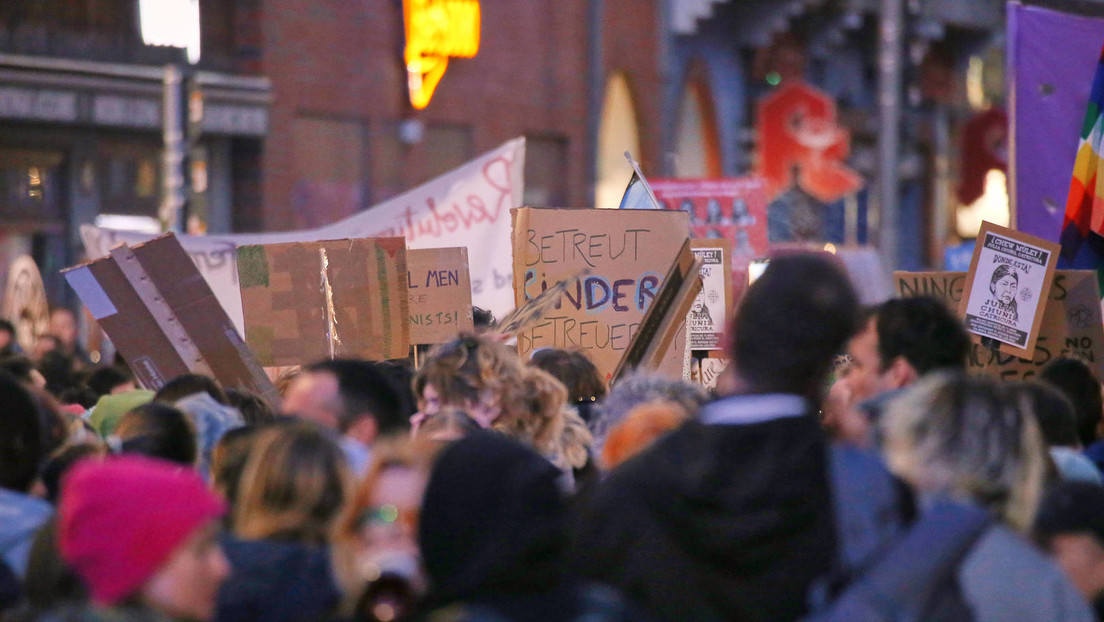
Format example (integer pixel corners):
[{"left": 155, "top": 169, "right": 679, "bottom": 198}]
[{"left": 1059, "top": 44, "right": 1104, "bottom": 283}]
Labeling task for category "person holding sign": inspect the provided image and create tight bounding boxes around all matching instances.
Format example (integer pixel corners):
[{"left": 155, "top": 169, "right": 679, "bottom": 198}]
[{"left": 575, "top": 254, "right": 906, "bottom": 622}]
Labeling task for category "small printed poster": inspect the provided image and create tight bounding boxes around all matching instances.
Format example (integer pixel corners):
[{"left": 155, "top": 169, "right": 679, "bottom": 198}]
[
  {"left": 690, "top": 239, "right": 733, "bottom": 352},
  {"left": 959, "top": 222, "right": 1060, "bottom": 359}
]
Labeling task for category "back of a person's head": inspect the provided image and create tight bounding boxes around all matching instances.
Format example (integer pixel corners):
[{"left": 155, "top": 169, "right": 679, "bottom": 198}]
[
  {"left": 374, "top": 359, "right": 419, "bottom": 421},
  {"left": 153, "top": 373, "right": 228, "bottom": 406},
  {"left": 211, "top": 425, "right": 264, "bottom": 514},
  {"left": 529, "top": 349, "right": 607, "bottom": 406},
  {"left": 875, "top": 296, "right": 970, "bottom": 375},
  {"left": 1034, "top": 480, "right": 1104, "bottom": 548},
  {"left": 1015, "top": 381, "right": 1080, "bottom": 448},
  {"left": 0, "top": 355, "right": 38, "bottom": 386},
  {"left": 1039, "top": 357, "right": 1103, "bottom": 448},
  {"left": 419, "top": 432, "right": 566, "bottom": 601},
  {"left": 731, "top": 253, "right": 859, "bottom": 395},
  {"left": 590, "top": 372, "right": 707, "bottom": 452},
  {"left": 882, "top": 372, "right": 1047, "bottom": 533},
  {"left": 233, "top": 422, "right": 351, "bottom": 544},
  {"left": 115, "top": 403, "right": 199, "bottom": 467},
  {"left": 86, "top": 366, "right": 133, "bottom": 398},
  {"left": 38, "top": 349, "right": 77, "bottom": 397},
  {"left": 305, "top": 359, "right": 407, "bottom": 436},
  {"left": 40, "top": 443, "right": 105, "bottom": 505},
  {"left": 601, "top": 401, "right": 689, "bottom": 470},
  {"left": 0, "top": 370, "right": 53, "bottom": 492},
  {"left": 498, "top": 366, "right": 569, "bottom": 451},
  {"left": 224, "top": 387, "right": 277, "bottom": 425}
]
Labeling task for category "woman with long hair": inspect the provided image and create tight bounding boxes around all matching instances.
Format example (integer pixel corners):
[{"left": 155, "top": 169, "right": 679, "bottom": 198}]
[{"left": 218, "top": 421, "right": 354, "bottom": 622}]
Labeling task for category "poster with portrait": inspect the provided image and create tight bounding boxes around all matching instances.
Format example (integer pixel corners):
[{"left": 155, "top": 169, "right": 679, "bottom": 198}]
[
  {"left": 959, "top": 222, "right": 1060, "bottom": 359},
  {"left": 689, "top": 239, "right": 732, "bottom": 352}
]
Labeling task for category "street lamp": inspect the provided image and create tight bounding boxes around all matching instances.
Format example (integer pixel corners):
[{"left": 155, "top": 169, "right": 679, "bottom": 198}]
[{"left": 138, "top": 0, "right": 202, "bottom": 233}]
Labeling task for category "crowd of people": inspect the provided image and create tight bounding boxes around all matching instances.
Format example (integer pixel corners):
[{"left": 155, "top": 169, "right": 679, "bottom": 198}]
[{"left": 3, "top": 252, "right": 1104, "bottom": 621}]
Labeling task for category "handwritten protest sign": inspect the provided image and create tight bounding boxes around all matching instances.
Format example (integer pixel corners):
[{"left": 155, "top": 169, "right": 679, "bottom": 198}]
[
  {"left": 612, "top": 241, "right": 703, "bottom": 382},
  {"left": 959, "top": 222, "right": 1060, "bottom": 359},
  {"left": 81, "top": 137, "right": 525, "bottom": 332},
  {"left": 237, "top": 238, "right": 409, "bottom": 366},
  {"left": 511, "top": 207, "right": 690, "bottom": 381},
  {"left": 895, "top": 270, "right": 1104, "bottom": 381},
  {"left": 63, "top": 234, "right": 277, "bottom": 403},
  {"left": 690, "top": 239, "right": 733, "bottom": 352},
  {"left": 406, "top": 248, "right": 474, "bottom": 344}
]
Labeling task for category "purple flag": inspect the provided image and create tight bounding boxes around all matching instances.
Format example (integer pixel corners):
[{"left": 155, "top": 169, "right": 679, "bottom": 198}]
[{"left": 1011, "top": 3, "right": 1104, "bottom": 241}]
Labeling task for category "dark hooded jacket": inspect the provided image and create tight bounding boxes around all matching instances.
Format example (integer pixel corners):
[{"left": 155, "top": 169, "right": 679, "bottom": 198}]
[
  {"left": 415, "top": 432, "right": 645, "bottom": 622},
  {"left": 216, "top": 536, "right": 342, "bottom": 622},
  {"left": 574, "top": 395, "right": 837, "bottom": 622}
]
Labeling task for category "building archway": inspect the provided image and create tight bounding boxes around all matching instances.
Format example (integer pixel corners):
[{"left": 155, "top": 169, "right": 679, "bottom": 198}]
[{"left": 595, "top": 72, "right": 641, "bottom": 208}]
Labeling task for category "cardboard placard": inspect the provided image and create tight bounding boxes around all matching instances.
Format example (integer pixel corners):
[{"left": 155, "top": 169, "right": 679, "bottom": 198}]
[
  {"left": 895, "top": 270, "right": 1104, "bottom": 381},
  {"left": 700, "top": 357, "right": 730, "bottom": 390},
  {"left": 611, "top": 240, "right": 704, "bottom": 382},
  {"left": 690, "top": 239, "right": 733, "bottom": 352},
  {"left": 3, "top": 255, "right": 49, "bottom": 356},
  {"left": 406, "top": 247, "right": 474, "bottom": 344},
  {"left": 63, "top": 234, "right": 278, "bottom": 403},
  {"left": 511, "top": 207, "right": 691, "bottom": 381},
  {"left": 959, "top": 222, "right": 1060, "bottom": 359},
  {"left": 237, "top": 237, "right": 409, "bottom": 366},
  {"left": 496, "top": 269, "right": 589, "bottom": 337}
]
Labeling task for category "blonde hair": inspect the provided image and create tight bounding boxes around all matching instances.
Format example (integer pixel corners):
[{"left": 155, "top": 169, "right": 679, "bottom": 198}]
[
  {"left": 880, "top": 372, "right": 1047, "bottom": 533},
  {"left": 497, "top": 367, "right": 568, "bottom": 454},
  {"left": 233, "top": 422, "right": 353, "bottom": 544},
  {"left": 412, "top": 333, "right": 523, "bottom": 415}
]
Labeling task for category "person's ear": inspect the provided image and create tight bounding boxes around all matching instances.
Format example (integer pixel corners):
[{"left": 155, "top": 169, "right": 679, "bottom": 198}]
[
  {"left": 884, "top": 356, "right": 917, "bottom": 390},
  {"left": 346, "top": 416, "right": 378, "bottom": 446}
]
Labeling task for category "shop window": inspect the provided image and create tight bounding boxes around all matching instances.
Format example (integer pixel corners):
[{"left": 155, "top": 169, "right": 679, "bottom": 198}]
[
  {"left": 0, "top": 149, "right": 63, "bottom": 226},
  {"left": 422, "top": 124, "right": 474, "bottom": 183},
  {"left": 523, "top": 135, "right": 568, "bottom": 207},
  {"left": 596, "top": 72, "right": 641, "bottom": 208},
  {"left": 673, "top": 73, "right": 721, "bottom": 178},
  {"left": 97, "top": 143, "right": 162, "bottom": 218},
  {"left": 292, "top": 116, "right": 366, "bottom": 226}
]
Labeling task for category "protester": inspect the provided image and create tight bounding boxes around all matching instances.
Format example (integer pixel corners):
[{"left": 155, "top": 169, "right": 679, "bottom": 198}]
[
  {"left": 15, "top": 518, "right": 88, "bottom": 617},
  {"left": 587, "top": 371, "right": 707, "bottom": 455},
  {"left": 173, "top": 392, "right": 244, "bottom": 478},
  {"left": 210, "top": 425, "right": 264, "bottom": 517},
  {"left": 153, "top": 373, "right": 229, "bottom": 406},
  {"left": 0, "top": 319, "right": 19, "bottom": 357},
  {"left": 415, "top": 432, "right": 644, "bottom": 621},
  {"left": 224, "top": 387, "right": 277, "bottom": 425},
  {"left": 1039, "top": 357, "right": 1104, "bottom": 472},
  {"left": 114, "top": 403, "right": 199, "bottom": 468},
  {"left": 0, "top": 371, "right": 57, "bottom": 580},
  {"left": 55, "top": 456, "right": 229, "bottom": 621},
  {"left": 85, "top": 366, "right": 135, "bottom": 398},
  {"left": 219, "top": 421, "right": 349, "bottom": 622},
  {"left": 1016, "top": 381, "right": 1103, "bottom": 484},
  {"left": 335, "top": 438, "right": 439, "bottom": 621},
  {"left": 824, "top": 296, "right": 969, "bottom": 446},
  {"left": 47, "top": 307, "right": 91, "bottom": 367},
  {"left": 529, "top": 349, "right": 607, "bottom": 423},
  {"left": 88, "top": 390, "right": 154, "bottom": 438},
  {"left": 0, "top": 356, "right": 45, "bottom": 390},
  {"left": 575, "top": 253, "right": 872, "bottom": 621},
  {"left": 411, "top": 333, "right": 524, "bottom": 432},
  {"left": 881, "top": 372, "right": 1093, "bottom": 620},
  {"left": 413, "top": 407, "right": 480, "bottom": 443},
  {"left": 38, "top": 443, "right": 105, "bottom": 505},
  {"left": 599, "top": 401, "right": 689, "bottom": 470},
  {"left": 1035, "top": 481, "right": 1104, "bottom": 618},
  {"left": 282, "top": 358, "right": 407, "bottom": 474}
]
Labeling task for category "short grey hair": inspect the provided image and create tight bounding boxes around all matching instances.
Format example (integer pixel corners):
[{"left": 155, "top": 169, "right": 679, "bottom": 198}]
[
  {"left": 590, "top": 372, "right": 707, "bottom": 454},
  {"left": 880, "top": 371, "right": 1047, "bottom": 533}
]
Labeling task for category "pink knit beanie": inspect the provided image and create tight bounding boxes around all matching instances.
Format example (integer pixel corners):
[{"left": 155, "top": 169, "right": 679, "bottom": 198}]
[{"left": 58, "top": 455, "right": 226, "bottom": 605}]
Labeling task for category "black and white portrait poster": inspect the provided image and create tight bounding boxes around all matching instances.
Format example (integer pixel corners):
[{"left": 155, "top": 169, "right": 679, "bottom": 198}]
[
  {"left": 960, "top": 221, "right": 1060, "bottom": 359},
  {"left": 689, "top": 239, "right": 732, "bottom": 352}
]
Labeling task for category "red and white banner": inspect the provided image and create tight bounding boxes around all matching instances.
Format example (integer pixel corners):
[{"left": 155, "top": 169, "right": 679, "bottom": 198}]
[{"left": 82, "top": 138, "right": 526, "bottom": 334}]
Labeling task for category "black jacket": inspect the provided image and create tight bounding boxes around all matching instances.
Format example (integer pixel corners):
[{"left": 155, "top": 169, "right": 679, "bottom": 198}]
[{"left": 574, "top": 402, "right": 837, "bottom": 622}]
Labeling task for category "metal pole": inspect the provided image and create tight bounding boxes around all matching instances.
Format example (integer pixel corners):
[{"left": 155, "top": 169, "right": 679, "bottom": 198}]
[
  {"left": 159, "top": 64, "right": 188, "bottom": 232},
  {"left": 877, "top": 0, "right": 904, "bottom": 268},
  {"left": 586, "top": 0, "right": 604, "bottom": 206}
]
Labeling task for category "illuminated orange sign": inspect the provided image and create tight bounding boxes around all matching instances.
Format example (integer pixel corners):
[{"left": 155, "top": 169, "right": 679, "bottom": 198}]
[
  {"left": 404, "top": 0, "right": 481, "bottom": 110},
  {"left": 756, "top": 82, "right": 863, "bottom": 203}
]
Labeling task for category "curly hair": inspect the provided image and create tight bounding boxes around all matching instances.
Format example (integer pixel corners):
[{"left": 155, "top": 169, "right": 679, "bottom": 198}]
[{"left": 412, "top": 333, "right": 524, "bottom": 423}]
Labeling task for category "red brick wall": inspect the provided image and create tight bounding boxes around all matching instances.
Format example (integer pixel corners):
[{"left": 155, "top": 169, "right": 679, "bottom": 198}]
[{"left": 258, "top": 0, "right": 662, "bottom": 230}]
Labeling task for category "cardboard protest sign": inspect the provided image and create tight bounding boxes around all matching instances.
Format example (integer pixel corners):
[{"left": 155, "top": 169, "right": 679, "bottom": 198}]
[
  {"left": 690, "top": 239, "right": 733, "bottom": 352},
  {"left": 406, "top": 248, "right": 474, "bottom": 344},
  {"left": 496, "top": 270, "right": 589, "bottom": 337},
  {"left": 895, "top": 270, "right": 1104, "bottom": 381},
  {"left": 612, "top": 240, "right": 703, "bottom": 382},
  {"left": 63, "top": 234, "right": 278, "bottom": 403},
  {"left": 700, "top": 358, "right": 730, "bottom": 390},
  {"left": 81, "top": 137, "right": 526, "bottom": 333},
  {"left": 237, "top": 238, "right": 409, "bottom": 366},
  {"left": 3, "top": 255, "right": 49, "bottom": 356},
  {"left": 511, "top": 207, "right": 690, "bottom": 381},
  {"left": 959, "top": 222, "right": 1060, "bottom": 359}
]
